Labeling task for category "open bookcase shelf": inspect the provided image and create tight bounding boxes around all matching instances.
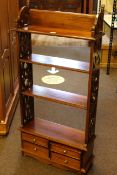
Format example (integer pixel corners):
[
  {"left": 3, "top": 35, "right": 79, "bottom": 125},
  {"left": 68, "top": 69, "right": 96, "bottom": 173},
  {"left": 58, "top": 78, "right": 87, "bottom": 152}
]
[
  {"left": 17, "top": 6, "right": 104, "bottom": 174},
  {"left": 17, "top": 25, "right": 95, "bottom": 40},
  {"left": 17, "top": 10, "right": 97, "bottom": 40},
  {"left": 22, "top": 85, "right": 87, "bottom": 109},
  {"left": 20, "top": 53, "right": 90, "bottom": 73},
  {"left": 20, "top": 118, "right": 86, "bottom": 150}
]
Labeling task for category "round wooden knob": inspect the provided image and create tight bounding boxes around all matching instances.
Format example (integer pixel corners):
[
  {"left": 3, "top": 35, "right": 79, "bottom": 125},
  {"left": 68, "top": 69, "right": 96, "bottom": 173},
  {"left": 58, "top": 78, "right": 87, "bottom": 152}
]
[
  {"left": 63, "top": 150, "right": 67, "bottom": 154},
  {"left": 64, "top": 160, "right": 68, "bottom": 164},
  {"left": 33, "top": 147, "right": 37, "bottom": 151},
  {"left": 33, "top": 138, "right": 36, "bottom": 143}
]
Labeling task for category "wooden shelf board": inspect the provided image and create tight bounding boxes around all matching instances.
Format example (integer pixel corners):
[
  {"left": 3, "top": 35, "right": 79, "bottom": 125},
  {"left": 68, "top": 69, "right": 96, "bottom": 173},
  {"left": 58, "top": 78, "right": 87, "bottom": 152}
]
[
  {"left": 17, "top": 25, "right": 95, "bottom": 41},
  {"left": 22, "top": 85, "right": 87, "bottom": 110},
  {"left": 20, "top": 118, "right": 86, "bottom": 150},
  {"left": 20, "top": 54, "right": 89, "bottom": 73}
]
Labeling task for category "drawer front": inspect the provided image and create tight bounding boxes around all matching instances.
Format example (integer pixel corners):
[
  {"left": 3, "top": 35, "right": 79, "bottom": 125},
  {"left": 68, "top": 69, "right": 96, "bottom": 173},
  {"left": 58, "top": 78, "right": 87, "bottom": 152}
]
[
  {"left": 22, "top": 141, "right": 49, "bottom": 159},
  {"left": 22, "top": 132, "right": 48, "bottom": 148},
  {"left": 51, "top": 152, "right": 80, "bottom": 170},
  {"left": 51, "top": 143, "right": 81, "bottom": 160}
]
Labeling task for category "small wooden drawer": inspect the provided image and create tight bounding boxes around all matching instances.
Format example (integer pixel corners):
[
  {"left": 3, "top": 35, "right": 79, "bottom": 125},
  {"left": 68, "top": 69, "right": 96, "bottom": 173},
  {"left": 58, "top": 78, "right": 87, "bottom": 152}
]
[
  {"left": 51, "top": 143, "right": 81, "bottom": 160},
  {"left": 22, "top": 141, "right": 49, "bottom": 159},
  {"left": 21, "top": 132, "right": 48, "bottom": 148},
  {"left": 51, "top": 152, "right": 80, "bottom": 170}
]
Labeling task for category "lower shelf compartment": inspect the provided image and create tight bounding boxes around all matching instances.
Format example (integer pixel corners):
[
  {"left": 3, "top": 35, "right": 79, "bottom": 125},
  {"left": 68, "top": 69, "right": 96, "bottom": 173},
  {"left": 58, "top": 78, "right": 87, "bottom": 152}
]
[
  {"left": 20, "top": 118, "right": 94, "bottom": 174},
  {"left": 20, "top": 118, "right": 86, "bottom": 150}
]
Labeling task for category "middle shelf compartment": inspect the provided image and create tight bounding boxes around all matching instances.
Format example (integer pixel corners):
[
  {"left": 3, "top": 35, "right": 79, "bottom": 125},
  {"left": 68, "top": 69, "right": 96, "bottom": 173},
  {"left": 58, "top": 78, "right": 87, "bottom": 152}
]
[
  {"left": 20, "top": 53, "right": 90, "bottom": 73},
  {"left": 22, "top": 85, "right": 87, "bottom": 110}
]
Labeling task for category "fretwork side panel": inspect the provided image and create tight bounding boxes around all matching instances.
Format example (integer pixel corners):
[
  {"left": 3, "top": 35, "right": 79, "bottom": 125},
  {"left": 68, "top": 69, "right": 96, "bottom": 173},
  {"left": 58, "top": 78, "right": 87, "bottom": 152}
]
[
  {"left": 20, "top": 95, "right": 34, "bottom": 125},
  {"left": 85, "top": 6, "right": 104, "bottom": 143},
  {"left": 18, "top": 32, "right": 34, "bottom": 125},
  {"left": 88, "top": 69, "right": 100, "bottom": 139},
  {"left": 19, "top": 33, "right": 32, "bottom": 58}
]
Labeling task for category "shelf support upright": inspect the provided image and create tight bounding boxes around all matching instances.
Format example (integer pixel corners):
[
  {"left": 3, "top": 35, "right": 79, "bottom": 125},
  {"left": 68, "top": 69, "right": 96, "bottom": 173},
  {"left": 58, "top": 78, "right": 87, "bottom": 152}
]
[
  {"left": 17, "top": 6, "right": 34, "bottom": 125},
  {"left": 107, "top": 0, "right": 117, "bottom": 74},
  {"left": 85, "top": 5, "right": 104, "bottom": 143}
]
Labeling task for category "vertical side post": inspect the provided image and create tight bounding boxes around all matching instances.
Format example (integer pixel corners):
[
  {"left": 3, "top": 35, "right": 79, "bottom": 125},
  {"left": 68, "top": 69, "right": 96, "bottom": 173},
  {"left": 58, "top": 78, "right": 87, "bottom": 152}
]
[
  {"left": 18, "top": 32, "right": 34, "bottom": 126},
  {"left": 85, "top": 6, "right": 104, "bottom": 143},
  {"left": 17, "top": 6, "right": 34, "bottom": 126}
]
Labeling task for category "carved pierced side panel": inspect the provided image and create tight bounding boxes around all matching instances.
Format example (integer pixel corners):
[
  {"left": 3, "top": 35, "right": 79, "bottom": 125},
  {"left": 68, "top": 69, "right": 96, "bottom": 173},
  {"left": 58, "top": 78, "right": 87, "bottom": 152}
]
[
  {"left": 21, "top": 95, "right": 34, "bottom": 125},
  {"left": 87, "top": 6, "right": 104, "bottom": 140},
  {"left": 19, "top": 32, "right": 32, "bottom": 58},
  {"left": 19, "top": 61, "right": 34, "bottom": 125},
  {"left": 20, "top": 62, "right": 33, "bottom": 91},
  {"left": 18, "top": 32, "right": 34, "bottom": 125},
  {"left": 86, "top": 38, "right": 102, "bottom": 141},
  {"left": 89, "top": 69, "right": 99, "bottom": 138},
  {"left": 19, "top": 60, "right": 33, "bottom": 125}
]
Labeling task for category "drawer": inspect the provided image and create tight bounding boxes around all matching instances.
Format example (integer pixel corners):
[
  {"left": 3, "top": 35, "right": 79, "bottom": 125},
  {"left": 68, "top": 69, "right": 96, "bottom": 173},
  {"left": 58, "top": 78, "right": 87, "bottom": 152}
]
[
  {"left": 22, "top": 141, "right": 49, "bottom": 159},
  {"left": 22, "top": 132, "right": 48, "bottom": 148},
  {"left": 51, "top": 152, "right": 80, "bottom": 170},
  {"left": 51, "top": 143, "right": 81, "bottom": 160}
]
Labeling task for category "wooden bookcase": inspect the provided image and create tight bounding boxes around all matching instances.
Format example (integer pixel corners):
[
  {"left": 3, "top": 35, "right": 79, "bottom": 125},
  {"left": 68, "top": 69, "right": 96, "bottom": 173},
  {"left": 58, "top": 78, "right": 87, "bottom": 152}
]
[{"left": 16, "top": 6, "right": 104, "bottom": 174}]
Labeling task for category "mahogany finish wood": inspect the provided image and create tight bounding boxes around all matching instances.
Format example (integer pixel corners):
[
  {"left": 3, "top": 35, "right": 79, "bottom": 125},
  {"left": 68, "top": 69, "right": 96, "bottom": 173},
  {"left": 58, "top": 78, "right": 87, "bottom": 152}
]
[
  {"left": 51, "top": 152, "right": 80, "bottom": 170},
  {"left": 17, "top": 25, "right": 95, "bottom": 40},
  {"left": 0, "top": 0, "right": 19, "bottom": 135},
  {"left": 22, "top": 85, "right": 87, "bottom": 109},
  {"left": 30, "top": 10, "right": 95, "bottom": 28},
  {"left": 20, "top": 118, "right": 86, "bottom": 150},
  {"left": 51, "top": 143, "right": 81, "bottom": 159},
  {"left": 20, "top": 53, "right": 90, "bottom": 73},
  {"left": 22, "top": 132, "right": 48, "bottom": 147},
  {"left": 17, "top": 6, "right": 104, "bottom": 174},
  {"left": 17, "top": 9, "right": 96, "bottom": 40},
  {"left": 22, "top": 141, "right": 49, "bottom": 159}
]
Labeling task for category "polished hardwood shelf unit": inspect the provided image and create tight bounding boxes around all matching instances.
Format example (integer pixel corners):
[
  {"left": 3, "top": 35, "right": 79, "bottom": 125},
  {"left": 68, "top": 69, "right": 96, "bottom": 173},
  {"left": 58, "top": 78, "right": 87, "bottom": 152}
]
[{"left": 17, "top": 6, "right": 104, "bottom": 174}]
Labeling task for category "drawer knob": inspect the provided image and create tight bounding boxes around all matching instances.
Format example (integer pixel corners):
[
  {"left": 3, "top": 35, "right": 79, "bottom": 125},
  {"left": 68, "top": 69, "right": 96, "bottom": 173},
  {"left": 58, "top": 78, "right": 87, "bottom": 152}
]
[
  {"left": 63, "top": 150, "right": 67, "bottom": 154},
  {"left": 64, "top": 160, "right": 68, "bottom": 164},
  {"left": 33, "top": 147, "right": 37, "bottom": 151},
  {"left": 33, "top": 138, "right": 36, "bottom": 143}
]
